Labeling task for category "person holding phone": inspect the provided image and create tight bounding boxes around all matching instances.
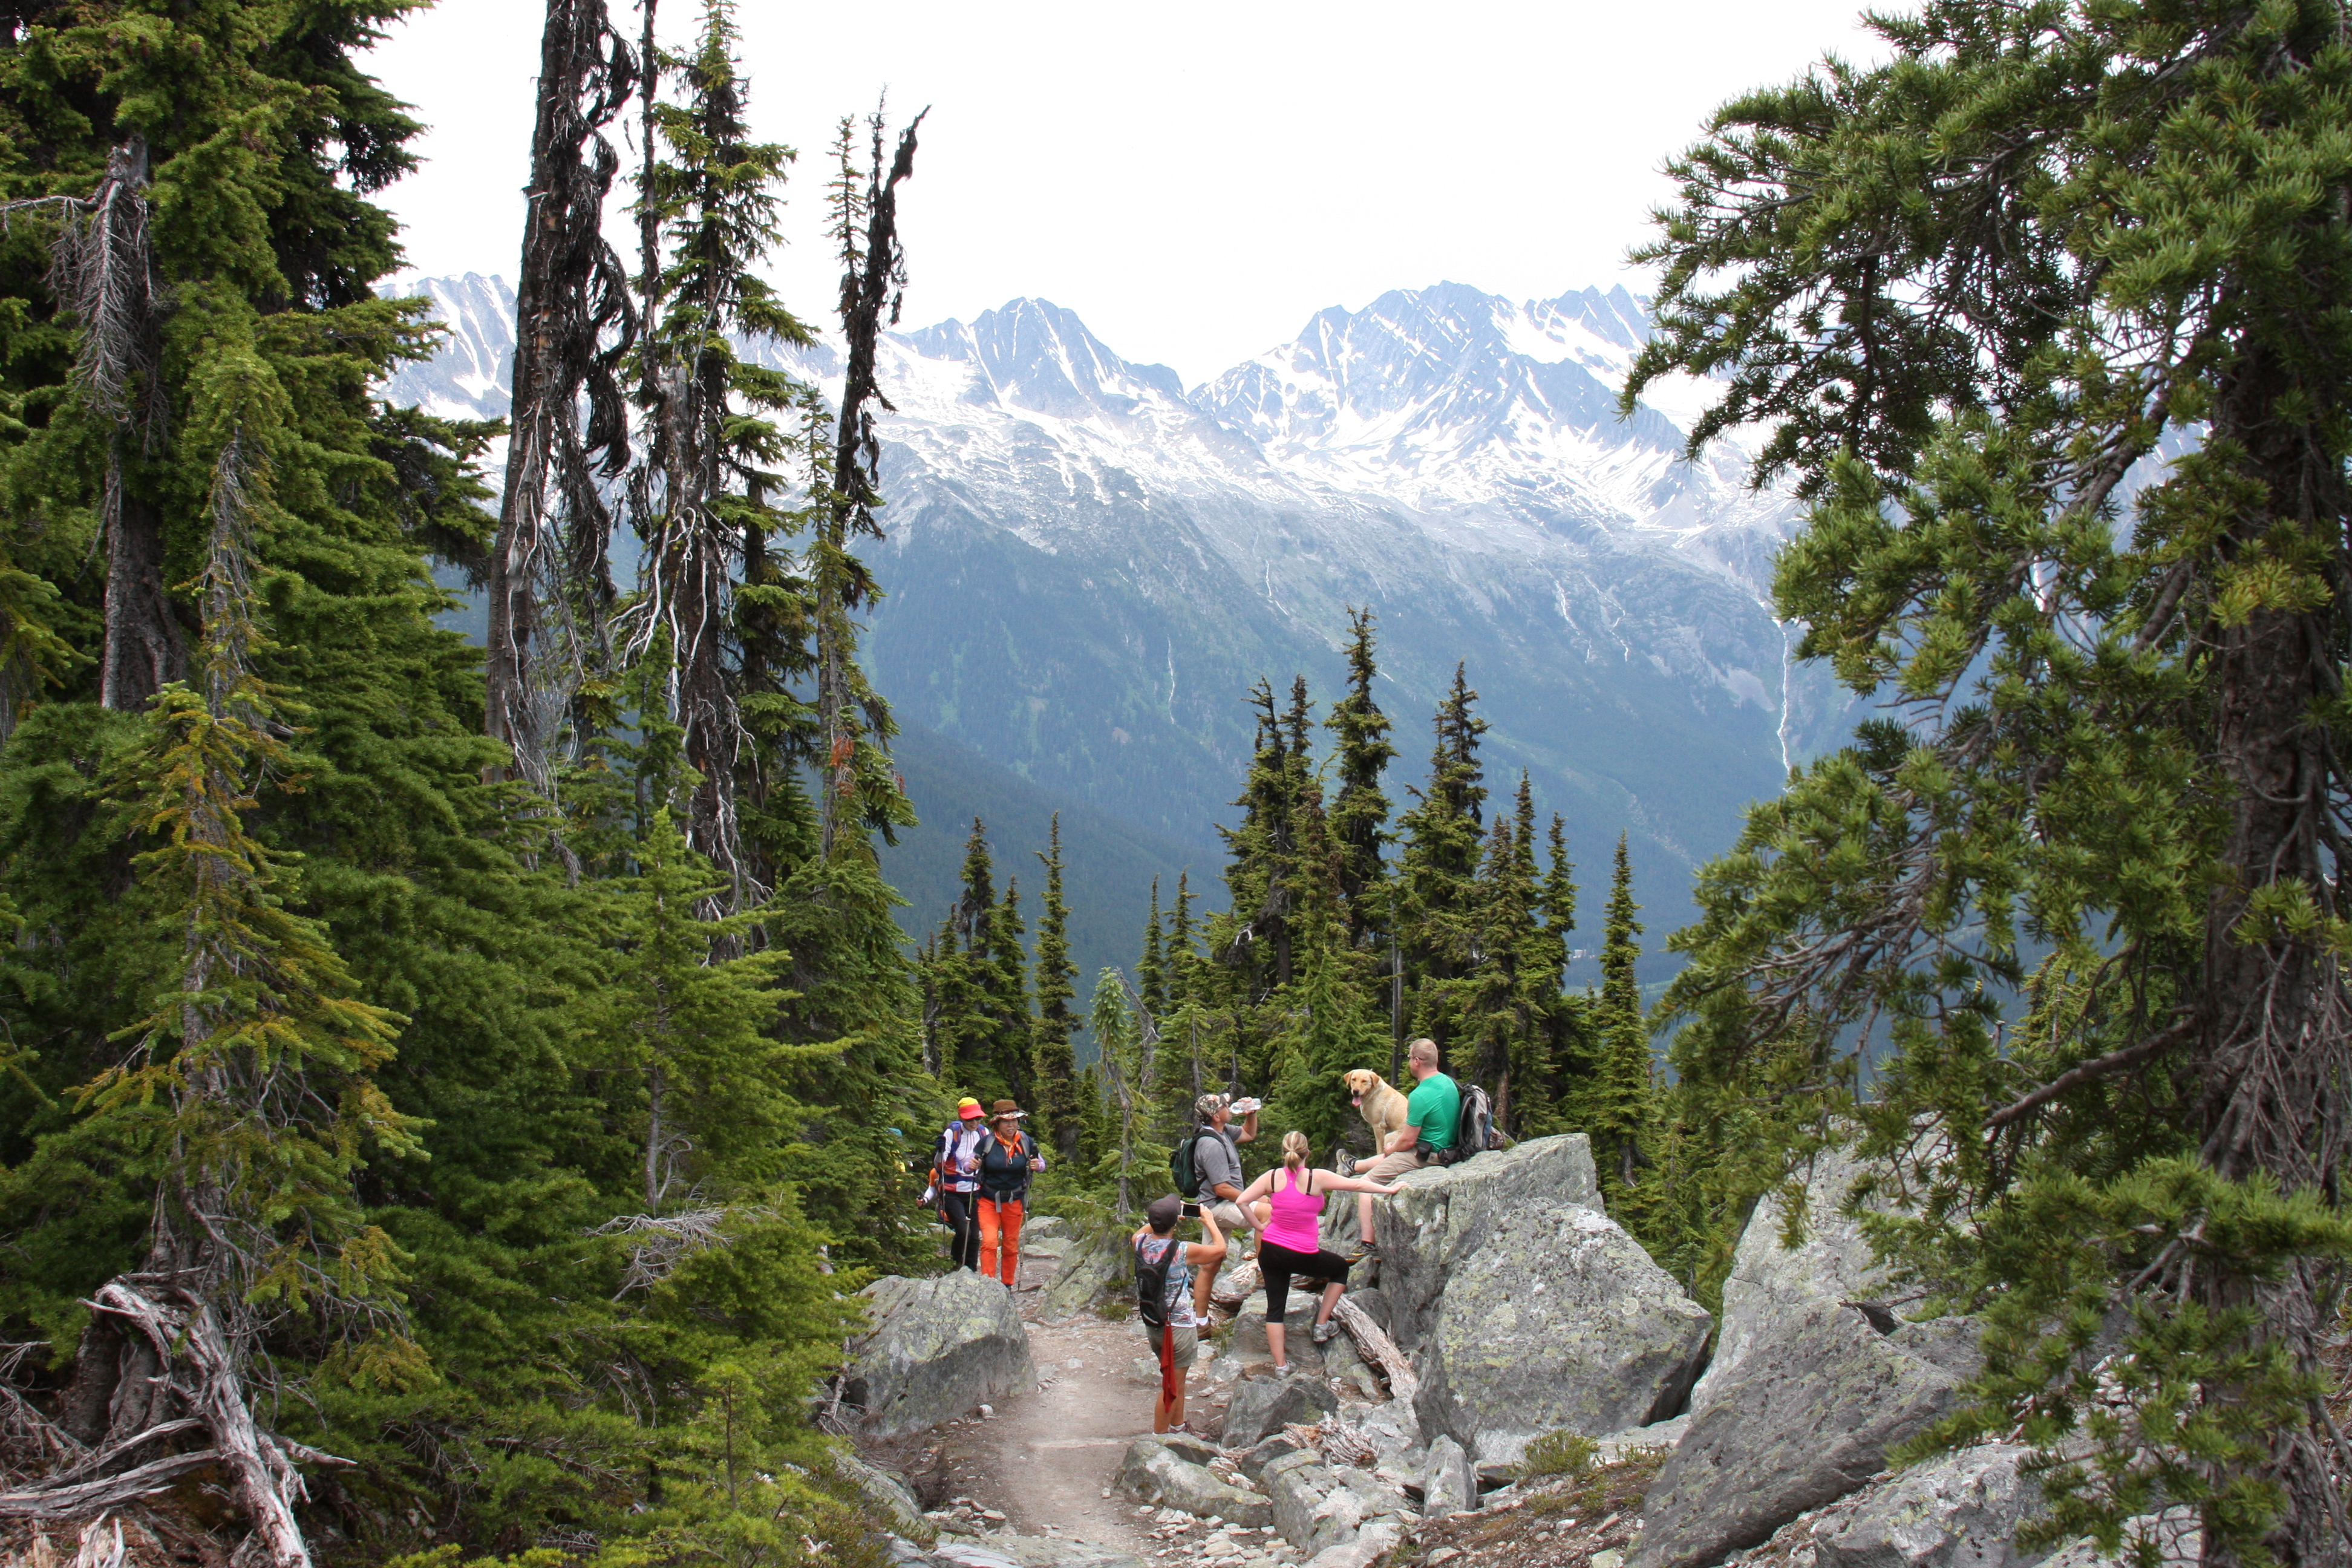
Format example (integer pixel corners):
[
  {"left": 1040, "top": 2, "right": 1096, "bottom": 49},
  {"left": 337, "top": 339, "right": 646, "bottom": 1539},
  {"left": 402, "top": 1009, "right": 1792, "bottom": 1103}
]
[
  {"left": 1132, "top": 1194, "right": 1224, "bottom": 1434},
  {"left": 1232, "top": 1132, "right": 1401, "bottom": 1372},
  {"left": 976, "top": 1100, "right": 1046, "bottom": 1289}
]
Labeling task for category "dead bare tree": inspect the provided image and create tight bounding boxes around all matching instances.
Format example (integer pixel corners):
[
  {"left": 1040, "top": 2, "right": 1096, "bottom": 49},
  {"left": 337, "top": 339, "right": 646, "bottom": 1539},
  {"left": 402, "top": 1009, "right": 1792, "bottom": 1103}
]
[
  {"left": 814, "top": 105, "right": 924, "bottom": 858},
  {"left": 483, "top": 0, "right": 640, "bottom": 780},
  {"left": 0, "top": 139, "right": 180, "bottom": 711}
]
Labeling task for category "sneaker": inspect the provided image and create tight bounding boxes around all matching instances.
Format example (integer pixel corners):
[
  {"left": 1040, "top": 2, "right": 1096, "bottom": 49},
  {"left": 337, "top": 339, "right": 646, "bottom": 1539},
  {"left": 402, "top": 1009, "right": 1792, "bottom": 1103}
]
[
  {"left": 1270, "top": 1361, "right": 1291, "bottom": 1376},
  {"left": 1312, "top": 1321, "right": 1341, "bottom": 1345},
  {"left": 1347, "top": 1241, "right": 1379, "bottom": 1264}
]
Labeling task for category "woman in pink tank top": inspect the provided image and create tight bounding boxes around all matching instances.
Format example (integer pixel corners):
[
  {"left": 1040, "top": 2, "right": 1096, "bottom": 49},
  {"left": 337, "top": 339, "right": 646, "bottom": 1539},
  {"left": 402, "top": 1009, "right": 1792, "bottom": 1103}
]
[{"left": 1232, "top": 1132, "right": 1403, "bottom": 1372}]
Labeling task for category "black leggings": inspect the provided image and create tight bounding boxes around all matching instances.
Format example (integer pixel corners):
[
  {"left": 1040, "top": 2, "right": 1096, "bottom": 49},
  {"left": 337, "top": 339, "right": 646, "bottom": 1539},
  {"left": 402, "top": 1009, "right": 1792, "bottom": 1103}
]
[
  {"left": 942, "top": 1191, "right": 981, "bottom": 1270},
  {"left": 1259, "top": 1238, "right": 1351, "bottom": 1323}
]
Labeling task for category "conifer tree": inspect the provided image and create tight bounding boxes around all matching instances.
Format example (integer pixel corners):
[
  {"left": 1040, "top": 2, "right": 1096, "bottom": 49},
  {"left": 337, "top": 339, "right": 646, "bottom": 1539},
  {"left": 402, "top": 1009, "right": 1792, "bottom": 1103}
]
[
  {"left": 1324, "top": 607, "right": 1396, "bottom": 950},
  {"left": 1394, "top": 665, "right": 1489, "bottom": 1053},
  {"left": 618, "top": 0, "right": 811, "bottom": 895},
  {"left": 1031, "top": 814, "right": 1080, "bottom": 1158},
  {"left": 1638, "top": 1, "right": 2352, "bottom": 1553},
  {"left": 1587, "top": 835, "right": 1655, "bottom": 1203},
  {"left": 598, "top": 807, "right": 812, "bottom": 1216},
  {"left": 1138, "top": 878, "right": 1168, "bottom": 1020}
]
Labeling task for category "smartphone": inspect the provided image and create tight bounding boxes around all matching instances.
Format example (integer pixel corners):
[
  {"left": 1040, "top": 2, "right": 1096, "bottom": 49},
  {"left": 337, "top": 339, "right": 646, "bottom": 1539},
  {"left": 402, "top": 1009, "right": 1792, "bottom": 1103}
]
[{"left": 1181, "top": 1201, "right": 1202, "bottom": 1218}]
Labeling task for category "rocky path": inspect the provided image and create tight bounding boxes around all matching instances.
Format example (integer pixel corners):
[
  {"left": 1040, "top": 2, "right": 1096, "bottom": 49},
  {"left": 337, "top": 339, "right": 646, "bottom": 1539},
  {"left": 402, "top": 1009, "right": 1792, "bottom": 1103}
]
[{"left": 866, "top": 1240, "right": 1247, "bottom": 1563}]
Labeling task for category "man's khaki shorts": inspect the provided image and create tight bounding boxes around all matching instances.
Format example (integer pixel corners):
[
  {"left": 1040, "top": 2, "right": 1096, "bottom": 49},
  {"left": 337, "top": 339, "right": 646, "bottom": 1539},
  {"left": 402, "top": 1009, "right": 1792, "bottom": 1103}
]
[
  {"left": 1360, "top": 1149, "right": 1426, "bottom": 1184},
  {"left": 1206, "top": 1199, "right": 1251, "bottom": 1235}
]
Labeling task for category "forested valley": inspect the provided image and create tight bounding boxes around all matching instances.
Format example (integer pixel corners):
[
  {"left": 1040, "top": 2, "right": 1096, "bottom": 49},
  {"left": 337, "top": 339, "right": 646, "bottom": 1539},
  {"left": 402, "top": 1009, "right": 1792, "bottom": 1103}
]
[{"left": 1, "top": 2, "right": 2348, "bottom": 1568}]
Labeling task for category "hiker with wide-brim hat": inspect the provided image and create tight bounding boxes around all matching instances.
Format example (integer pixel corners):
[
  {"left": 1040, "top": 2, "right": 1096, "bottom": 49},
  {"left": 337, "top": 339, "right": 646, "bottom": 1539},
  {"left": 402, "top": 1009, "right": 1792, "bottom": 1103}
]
[
  {"left": 932, "top": 1097, "right": 989, "bottom": 1271},
  {"left": 976, "top": 1099, "right": 1045, "bottom": 1288}
]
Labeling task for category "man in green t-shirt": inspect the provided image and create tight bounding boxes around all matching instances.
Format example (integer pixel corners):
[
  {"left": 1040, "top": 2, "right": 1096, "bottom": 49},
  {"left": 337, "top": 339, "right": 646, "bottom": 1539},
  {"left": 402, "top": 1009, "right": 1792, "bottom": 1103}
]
[{"left": 1353, "top": 1037, "right": 1460, "bottom": 1253}]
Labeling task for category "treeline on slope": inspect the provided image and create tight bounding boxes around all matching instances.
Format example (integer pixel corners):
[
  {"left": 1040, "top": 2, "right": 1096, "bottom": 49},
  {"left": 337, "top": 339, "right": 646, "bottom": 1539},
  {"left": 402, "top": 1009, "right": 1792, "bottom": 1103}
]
[
  {"left": 920, "top": 610, "right": 1786, "bottom": 1305},
  {"left": 0, "top": 2, "right": 943, "bottom": 1566}
]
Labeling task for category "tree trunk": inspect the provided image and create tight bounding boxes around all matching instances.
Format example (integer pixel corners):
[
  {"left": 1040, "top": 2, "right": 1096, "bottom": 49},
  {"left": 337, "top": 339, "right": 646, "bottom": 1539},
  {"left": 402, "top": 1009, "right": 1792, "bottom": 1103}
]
[
  {"left": 2193, "top": 340, "right": 2351, "bottom": 1568},
  {"left": 99, "top": 489, "right": 183, "bottom": 711}
]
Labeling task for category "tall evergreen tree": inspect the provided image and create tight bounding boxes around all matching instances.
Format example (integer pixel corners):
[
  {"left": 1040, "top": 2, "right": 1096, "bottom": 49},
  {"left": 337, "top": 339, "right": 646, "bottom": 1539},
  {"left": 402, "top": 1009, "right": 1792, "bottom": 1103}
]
[
  {"left": 1587, "top": 835, "right": 1655, "bottom": 1204},
  {"left": 1324, "top": 607, "right": 1396, "bottom": 950},
  {"left": 1031, "top": 814, "right": 1080, "bottom": 1158},
  {"left": 1394, "top": 665, "right": 1489, "bottom": 1053},
  {"left": 1637, "top": 0, "right": 2352, "bottom": 1555},
  {"left": 1137, "top": 877, "right": 1168, "bottom": 1020},
  {"left": 617, "top": 0, "right": 812, "bottom": 897}
]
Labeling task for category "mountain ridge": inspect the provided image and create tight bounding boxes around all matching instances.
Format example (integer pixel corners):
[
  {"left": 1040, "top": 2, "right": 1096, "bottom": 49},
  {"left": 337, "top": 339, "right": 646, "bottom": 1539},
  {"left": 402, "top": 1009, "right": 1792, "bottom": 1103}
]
[{"left": 382, "top": 273, "right": 1851, "bottom": 965}]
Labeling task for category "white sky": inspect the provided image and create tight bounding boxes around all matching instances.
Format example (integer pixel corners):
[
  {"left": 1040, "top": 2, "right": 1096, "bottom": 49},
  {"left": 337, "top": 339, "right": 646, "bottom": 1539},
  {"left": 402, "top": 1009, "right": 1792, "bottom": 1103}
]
[{"left": 366, "top": 0, "right": 1888, "bottom": 387}]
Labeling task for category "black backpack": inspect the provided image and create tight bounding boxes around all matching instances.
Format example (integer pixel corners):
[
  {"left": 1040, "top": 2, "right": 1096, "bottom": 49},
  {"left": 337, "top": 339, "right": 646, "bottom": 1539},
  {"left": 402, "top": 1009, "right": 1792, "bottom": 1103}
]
[{"left": 1135, "top": 1235, "right": 1181, "bottom": 1330}]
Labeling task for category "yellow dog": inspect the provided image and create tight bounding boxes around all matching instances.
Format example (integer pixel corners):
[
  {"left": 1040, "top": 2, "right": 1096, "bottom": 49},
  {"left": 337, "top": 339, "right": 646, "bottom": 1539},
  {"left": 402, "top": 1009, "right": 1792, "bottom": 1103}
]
[{"left": 1344, "top": 1068, "right": 1411, "bottom": 1155}]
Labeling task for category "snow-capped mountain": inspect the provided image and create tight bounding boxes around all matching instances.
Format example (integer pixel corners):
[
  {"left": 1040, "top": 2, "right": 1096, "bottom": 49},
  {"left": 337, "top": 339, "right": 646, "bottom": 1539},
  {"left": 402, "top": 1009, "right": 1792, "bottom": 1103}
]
[{"left": 383, "top": 274, "right": 1849, "bottom": 939}]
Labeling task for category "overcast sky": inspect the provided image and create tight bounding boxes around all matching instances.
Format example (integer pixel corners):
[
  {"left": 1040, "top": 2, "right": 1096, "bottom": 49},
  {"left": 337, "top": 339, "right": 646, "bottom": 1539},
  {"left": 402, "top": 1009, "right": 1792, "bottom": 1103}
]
[{"left": 366, "top": 0, "right": 1886, "bottom": 387}]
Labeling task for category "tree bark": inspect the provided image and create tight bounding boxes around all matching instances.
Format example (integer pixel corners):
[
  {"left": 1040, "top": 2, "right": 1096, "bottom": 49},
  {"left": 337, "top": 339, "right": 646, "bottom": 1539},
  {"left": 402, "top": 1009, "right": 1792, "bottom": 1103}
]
[
  {"left": 99, "top": 489, "right": 183, "bottom": 712},
  {"left": 2193, "top": 337, "right": 2351, "bottom": 1568}
]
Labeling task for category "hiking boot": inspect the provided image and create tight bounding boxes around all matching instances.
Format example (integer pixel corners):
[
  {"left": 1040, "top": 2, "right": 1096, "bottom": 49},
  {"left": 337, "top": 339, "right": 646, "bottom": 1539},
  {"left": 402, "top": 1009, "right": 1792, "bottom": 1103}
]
[{"left": 1347, "top": 1241, "right": 1379, "bottom": 1264}]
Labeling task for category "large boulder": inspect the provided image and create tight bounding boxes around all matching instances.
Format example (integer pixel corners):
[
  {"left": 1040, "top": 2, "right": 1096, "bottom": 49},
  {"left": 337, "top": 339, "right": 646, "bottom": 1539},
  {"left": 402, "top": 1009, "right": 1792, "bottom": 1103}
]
[
  {"left": 844, "top": 1272, "right": 1036, "bottom": 1437},
  {"left": 1374, "top": 1134, "right": 1602, "bottom": 1353},
  {"left": 1815, "top": 1443, "right": 2050, "bottom": 1568},
  {"left": 1115, "top": 1436, "right": 1273, "bottom": 1527},
  {"left": 1413, "top": 1201, "right": 1713, "bottom": 1464},
  {"left": 1690, "top": 1142, "right": 1893, "bottom": 1412},
  {"left": 1630, "top": 1297, "right": 1976, "bottom": 1568},
  {"left": 832, "top": 1451, "right": 923, "bottom": 1533},
  {"left": 1264, "top": 1451, "right": 1412, "bottom": 1557},
  {"left": 1223, "top": 1370, "right": 1339, "bottom": 1447},
  {"left": 1037, "top": 1230, "right": 1125, "bottom": 1319},
  {"left": 1421, "top": 1434, "right": 1473, "bottom": 1520},
  {"left": 1227, "top": 1295, "right": 1328, "bottom": 1371}
]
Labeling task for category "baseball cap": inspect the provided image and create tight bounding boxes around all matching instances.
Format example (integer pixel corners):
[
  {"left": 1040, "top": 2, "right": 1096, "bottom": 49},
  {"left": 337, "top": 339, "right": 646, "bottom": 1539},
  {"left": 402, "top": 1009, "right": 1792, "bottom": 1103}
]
[
  {"left": 956, "top": 1097, "right": 984, "bottom": 1120},
  {"left": 1146, "top": 1194, "right": 1183, "bottom": 1231}
]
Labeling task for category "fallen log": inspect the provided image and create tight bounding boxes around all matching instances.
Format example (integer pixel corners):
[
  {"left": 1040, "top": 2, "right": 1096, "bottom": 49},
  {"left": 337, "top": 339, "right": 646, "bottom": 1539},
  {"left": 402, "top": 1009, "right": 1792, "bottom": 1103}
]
[{"left": 1331, "top": 1295, "right": 1415, "bottom": 1406}]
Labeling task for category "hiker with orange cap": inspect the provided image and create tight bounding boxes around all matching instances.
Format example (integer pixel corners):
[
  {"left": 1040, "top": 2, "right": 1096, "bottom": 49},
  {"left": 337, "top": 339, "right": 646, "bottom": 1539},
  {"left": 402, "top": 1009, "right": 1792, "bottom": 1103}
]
[
  {"left": 932, "top": 1097, "right": 989, "bottom": 1272},
  {"left": 976, "top": 1099, "right": 1046, "bottom": 1287}
]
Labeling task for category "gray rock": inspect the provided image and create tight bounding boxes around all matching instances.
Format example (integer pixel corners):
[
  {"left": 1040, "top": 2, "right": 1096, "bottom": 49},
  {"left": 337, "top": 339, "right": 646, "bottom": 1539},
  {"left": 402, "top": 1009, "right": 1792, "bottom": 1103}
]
[
  {"left": 1353, "top": 1397, "right": 1427, "bottom": 1469},
  {"left": 1421, "top": 1434, "right": 1473, "bottom": 1520},
  {"left": 1630, "top": 1298, "right": 1974, "bottom": 1568},
  {"left": 1267, "top": 1457, "right": 1367, "bottom": 1557},
  {"left": 1815, "top": 1444, "right": 2048, "bottom": 1568},
  {"left": 1376, "top": 1134, "right": 1601, "bottom": 1354},
  {"left": 1227, "top": 1296, "right": 1327, "bottom": 1371},
  {"left": 1038, "top": 1231, "right": 1125, "bottom": 1319},
  {"left": 929, "top": 1541, "right": 1026, "bottom": 1568},
  {"left": 1690, "top": 1142, "right": 1894, "bottom": 1414},
  {"left": 1224, "top": 1371, "right": 1339, "bottom": 1448},
  {"left": 1236, "top": 1432, "right": 1305, "bottom": 1481},
  {"left": 1593, "top": 1413, "right": 1688, "bottom": 1466},
  {"left": 1412, "top": 1203, "right": 1712, "bottom": 1464},
  {"left": 832, "top": 1451, "right": 923, "bottom": 1532},
  {"left": 1022, "top": 1214, "right": 1071, "bottom": 1243},
  {"left": 1305, "top": 1519, "right": 1403, "bottom": 1568},
  {"left": 846, "top": 1272, "right": 1036, "bottom": 1437},
  {"left": 1116, "top": 1436, "right": 1273, "bottom": 1527},
  {"left": 1156, "top": 1429, "right": 1222, "bottom": 1468}
]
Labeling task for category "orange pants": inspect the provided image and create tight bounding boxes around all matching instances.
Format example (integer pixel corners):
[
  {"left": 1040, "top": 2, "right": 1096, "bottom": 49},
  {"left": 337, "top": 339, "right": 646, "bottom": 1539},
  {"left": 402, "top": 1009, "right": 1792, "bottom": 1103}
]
[{"left": 977, "top": 1195, "right": 1024, "bottom": 1287}]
